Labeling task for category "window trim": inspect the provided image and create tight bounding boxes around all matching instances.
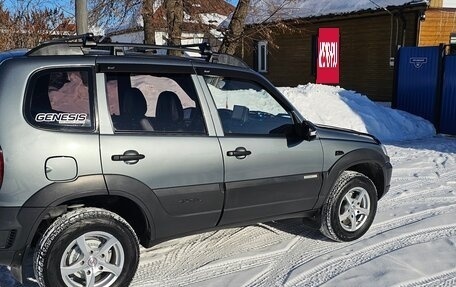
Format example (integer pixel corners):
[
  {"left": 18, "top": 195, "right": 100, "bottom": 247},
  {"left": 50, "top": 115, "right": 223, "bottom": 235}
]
[
  {"left": 257, "top": 40, "right": 268, "bottom": 73},
  {"left": 24, "top": 67, "right": 96, "bottom": 133}
]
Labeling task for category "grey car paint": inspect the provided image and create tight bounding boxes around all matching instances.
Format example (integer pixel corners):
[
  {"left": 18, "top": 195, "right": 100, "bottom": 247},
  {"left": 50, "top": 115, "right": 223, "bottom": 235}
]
[
  {"left": 195, "top": 71, "right": 324, "bottom": 224},
  {"left": 0, "top": 57, "right": 101, "bottom": 207},
  {"left": 96, "top": 66, "right": 226, "bottom": 236}
]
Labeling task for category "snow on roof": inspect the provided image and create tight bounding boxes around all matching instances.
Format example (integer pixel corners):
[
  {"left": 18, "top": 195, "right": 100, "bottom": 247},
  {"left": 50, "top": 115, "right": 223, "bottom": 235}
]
[{"left": 221, "top": 0, "right": 428, "bottom": 28}]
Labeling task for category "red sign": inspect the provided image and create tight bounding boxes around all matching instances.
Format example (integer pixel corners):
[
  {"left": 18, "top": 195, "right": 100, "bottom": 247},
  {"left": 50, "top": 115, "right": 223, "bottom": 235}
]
[{"left": 316, "top": 28, "right": 340, "bottom": 84}]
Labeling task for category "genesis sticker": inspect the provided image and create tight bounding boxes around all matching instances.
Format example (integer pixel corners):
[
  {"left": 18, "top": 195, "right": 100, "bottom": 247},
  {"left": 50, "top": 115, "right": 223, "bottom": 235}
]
[{"left": 35, "top": 113, "right": 87, "bottom": 125}]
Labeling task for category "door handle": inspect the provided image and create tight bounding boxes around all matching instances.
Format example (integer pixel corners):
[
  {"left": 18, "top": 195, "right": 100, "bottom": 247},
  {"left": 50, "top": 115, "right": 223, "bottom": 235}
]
[
  {"left": 111, "top": 150, "right": 145, "bottom": 165},
  {"left": 227, "top": 147, "right": 252, "bottom": 159}
]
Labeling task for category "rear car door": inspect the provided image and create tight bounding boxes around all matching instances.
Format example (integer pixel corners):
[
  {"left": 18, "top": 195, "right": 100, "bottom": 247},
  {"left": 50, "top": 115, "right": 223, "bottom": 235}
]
[
  {"left": 97, "top": 60, "right": 224, "bottom": 238},
  {"left": 197, "top": 69, "right": 324, "bottom": 225}
]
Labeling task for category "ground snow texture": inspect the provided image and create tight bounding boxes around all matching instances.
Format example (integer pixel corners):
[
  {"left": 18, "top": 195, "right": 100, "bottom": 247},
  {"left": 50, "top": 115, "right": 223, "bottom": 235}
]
[{"left": 1, "top": 85, "right": 453, "bottom": 286}]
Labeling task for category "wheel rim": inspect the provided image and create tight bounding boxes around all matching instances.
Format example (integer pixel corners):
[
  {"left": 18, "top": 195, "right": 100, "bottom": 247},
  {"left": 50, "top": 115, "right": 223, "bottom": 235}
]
[
  {"left": 338, "top": 187, "right": 371, "bottom": 232},
  {"left": 60, "top": 231, "right": 124, "bottom": 287}
]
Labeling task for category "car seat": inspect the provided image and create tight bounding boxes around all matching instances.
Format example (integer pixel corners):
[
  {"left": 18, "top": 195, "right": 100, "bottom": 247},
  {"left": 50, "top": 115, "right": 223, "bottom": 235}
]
[
  {"left": 116, "top": 88, "right": 154, "bottom": 131},
  {"left": 155, "top": 91, "right": 184, "bottom": 131}
]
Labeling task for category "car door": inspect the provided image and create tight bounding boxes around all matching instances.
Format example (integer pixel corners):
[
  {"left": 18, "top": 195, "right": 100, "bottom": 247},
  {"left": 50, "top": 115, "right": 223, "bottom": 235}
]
[
  {"left": 97, "top": 61, "right": 224, "bottom": 238},
  {"left": 197, "top": 70, "right": 324, "bottom": 225}
]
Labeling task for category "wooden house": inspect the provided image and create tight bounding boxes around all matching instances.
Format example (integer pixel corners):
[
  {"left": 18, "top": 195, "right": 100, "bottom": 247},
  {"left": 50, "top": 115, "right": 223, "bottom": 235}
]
[{"left": 237, "top": 0, "right": 456, "bottom": 101}]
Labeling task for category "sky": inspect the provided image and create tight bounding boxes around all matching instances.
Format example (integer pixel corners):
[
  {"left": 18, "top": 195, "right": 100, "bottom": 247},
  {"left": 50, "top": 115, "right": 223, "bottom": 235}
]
[
  {"left": 226, "top": 0, "right": 239, "bottom": 5},
  {"left": 4, "top": 0, "right": 240, "bottom": 14}
]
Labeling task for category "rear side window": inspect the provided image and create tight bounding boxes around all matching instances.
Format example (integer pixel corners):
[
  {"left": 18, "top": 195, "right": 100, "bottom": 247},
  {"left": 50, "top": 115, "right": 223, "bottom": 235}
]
[
  {"left": 25, "top": 69, "right": 94, "bottom": 131},
  {"left": 105, "top": 73, "right": 206, "bottom": 134}
]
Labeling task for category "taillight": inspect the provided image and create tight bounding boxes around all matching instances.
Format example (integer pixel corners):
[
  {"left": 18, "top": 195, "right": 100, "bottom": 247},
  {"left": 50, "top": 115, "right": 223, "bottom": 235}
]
[{"left": 0, "top": 148, "right": 3, "bottom": 189}]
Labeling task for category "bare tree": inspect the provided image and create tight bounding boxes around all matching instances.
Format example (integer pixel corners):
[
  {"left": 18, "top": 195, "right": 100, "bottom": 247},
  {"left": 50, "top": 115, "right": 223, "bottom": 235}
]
[
  {"left": 0, "top": 2, "right": 67, "bottom": 50},
  {"left": 219, "top": 0, "right": 302, "bottom": 55},
  {"left": 164, "top": 0, "right": 183, "bottom": 55},
  {"left": 87, "top": 0, "right": 140, "bottom": 29},
  {"left": 142, "top": 0, "right": 156, "bottom": 44},
  {"left": 219, "top": 0, "right": 250, "bottom": 55}
]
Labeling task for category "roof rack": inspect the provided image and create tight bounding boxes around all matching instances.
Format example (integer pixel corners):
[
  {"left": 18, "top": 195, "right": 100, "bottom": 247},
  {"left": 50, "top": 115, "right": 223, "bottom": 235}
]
[{"left": 26, "top": 33, "right": 249, "bottom": 68}]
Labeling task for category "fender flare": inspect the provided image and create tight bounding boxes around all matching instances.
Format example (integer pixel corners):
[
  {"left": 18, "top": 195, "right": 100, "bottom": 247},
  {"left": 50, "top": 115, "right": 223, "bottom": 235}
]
[
  {"left": 314, "top": 148, "right": 389, "bottom": 209},
  {"left": 21, "top": 174, "right": 158, "bottom": 247}
]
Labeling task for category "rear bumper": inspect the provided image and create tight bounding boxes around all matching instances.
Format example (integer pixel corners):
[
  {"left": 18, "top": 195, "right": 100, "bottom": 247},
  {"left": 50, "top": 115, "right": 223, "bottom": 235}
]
[
  {"left": 0, "top": 206, "right": 44, "bottom": 282},
  {"left": 0, "top": 207, "right": 21, "bottom": 266}
]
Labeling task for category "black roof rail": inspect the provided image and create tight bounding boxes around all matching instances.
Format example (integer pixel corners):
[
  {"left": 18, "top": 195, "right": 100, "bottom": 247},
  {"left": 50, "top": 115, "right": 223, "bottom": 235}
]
[{"left": 25, "top": 33, "right": 249, "bottom": 68}]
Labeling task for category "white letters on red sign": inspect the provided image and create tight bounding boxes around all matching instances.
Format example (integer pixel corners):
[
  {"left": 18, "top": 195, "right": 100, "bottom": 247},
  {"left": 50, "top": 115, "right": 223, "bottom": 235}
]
[{"left": 318, "top": 42, "right": 338, "bottom": 68}]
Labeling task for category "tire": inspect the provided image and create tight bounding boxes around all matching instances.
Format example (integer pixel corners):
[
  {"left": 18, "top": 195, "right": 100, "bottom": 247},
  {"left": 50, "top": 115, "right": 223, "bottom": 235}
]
[
  {"left": 34, "top": 207, "right": 139, "bottom": 287},
  {"left": 320, "top": 171, "right": 378, "bottom": 242}
]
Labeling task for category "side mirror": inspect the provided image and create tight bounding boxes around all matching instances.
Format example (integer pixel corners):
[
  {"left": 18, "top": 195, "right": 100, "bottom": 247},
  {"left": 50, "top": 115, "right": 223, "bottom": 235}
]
[{"left": 300, "top": 121, "right": 317, "bottom": 141}]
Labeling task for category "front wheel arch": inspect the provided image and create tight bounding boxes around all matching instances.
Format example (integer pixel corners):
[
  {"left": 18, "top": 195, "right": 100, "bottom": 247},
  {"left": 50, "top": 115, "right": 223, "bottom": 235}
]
[{"left": 314, "top": 148, "right": 388, "bottom": 210}]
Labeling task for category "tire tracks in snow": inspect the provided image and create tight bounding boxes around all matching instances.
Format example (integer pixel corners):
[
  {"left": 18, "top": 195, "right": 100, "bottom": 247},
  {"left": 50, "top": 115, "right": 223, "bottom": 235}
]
[
  {"left": 284, "top": 224, "right": 456, "bottom": 287},
  {"left": 393, "top": 268, "right": 456, "bottom": 287},
  {"left": 133, "top": 225, "right": 291, "bottom": 285},
  {"left": 244, "top": 204, "right": 456, "bottom": 287},
  {"left": 385, "top": 168, "right": 456, "bottom": 201},
  {"left": 132, "top": 202, "right": 456, "bottom": 287}
]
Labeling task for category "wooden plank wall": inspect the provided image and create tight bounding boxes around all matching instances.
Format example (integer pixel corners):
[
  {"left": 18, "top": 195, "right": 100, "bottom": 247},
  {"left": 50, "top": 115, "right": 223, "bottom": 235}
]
[
  {"left": 242, "top": 11, "right": 419, "bottom": 101},
  {"left": 419, "top": 9, "right": 456, "bottom": 46}
]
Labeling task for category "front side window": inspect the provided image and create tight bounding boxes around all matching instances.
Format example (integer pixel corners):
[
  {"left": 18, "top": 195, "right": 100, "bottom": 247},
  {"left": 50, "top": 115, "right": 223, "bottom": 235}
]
[
  {"left": 105, "top": 73, "right": 206, "bottom": 134},
  {"left": 204, "top": 76, "right": 293, "bottom": 136},
  {"left": 27, "top": 69, "right": 93, "bottom": 130}
]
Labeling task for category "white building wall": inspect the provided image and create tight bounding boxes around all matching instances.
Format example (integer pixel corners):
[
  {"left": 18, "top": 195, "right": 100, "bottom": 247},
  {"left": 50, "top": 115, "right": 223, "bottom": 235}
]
[
  {"left": 110, "top": 31, "right": 206, "bottom": 46},
  {"left": 443, "top": 0, "right": 456, "bottom": 8}
]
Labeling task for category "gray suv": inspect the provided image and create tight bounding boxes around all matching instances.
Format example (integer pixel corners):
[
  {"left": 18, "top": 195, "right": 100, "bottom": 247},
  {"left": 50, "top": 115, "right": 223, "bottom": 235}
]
[{"left": 0, "top": 35, "right": 392, "bottom": 287}]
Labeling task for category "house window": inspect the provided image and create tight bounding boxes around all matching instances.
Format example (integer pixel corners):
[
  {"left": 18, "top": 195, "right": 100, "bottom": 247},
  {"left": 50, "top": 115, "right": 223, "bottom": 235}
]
[{"left": 257, "top": 41, "right": 268, "bottom": 73}]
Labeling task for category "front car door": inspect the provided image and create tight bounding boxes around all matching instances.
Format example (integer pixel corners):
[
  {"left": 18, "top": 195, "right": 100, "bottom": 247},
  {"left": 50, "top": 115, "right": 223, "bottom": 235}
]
[
  {"left": 196, "top": 68, "right": 324, "bottom": 225},
  {"left": 97, "top": 59, "right": 224, "bottom": 239}
]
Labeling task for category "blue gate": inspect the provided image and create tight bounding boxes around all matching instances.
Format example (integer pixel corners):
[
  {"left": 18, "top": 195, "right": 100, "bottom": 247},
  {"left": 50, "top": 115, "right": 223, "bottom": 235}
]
[
  {"left": 440, "top": 55, "right": 456, "bottom": 135},
  {"left": 394, "top": 46, "right": 441, "bottom": 124}
]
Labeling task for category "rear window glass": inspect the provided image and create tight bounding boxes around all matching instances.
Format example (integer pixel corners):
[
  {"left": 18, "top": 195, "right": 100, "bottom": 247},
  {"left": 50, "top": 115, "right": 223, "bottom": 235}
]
[{"left": 26, "top": 69, "right": 94, "bottom": 131}]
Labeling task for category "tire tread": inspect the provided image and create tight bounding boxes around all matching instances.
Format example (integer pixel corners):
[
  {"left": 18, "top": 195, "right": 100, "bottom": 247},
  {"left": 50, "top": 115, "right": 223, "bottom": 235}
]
[
  {"left": 320, "top": 171, "right": 376, "bottom": 242},
  {"left": 33, "top": 207, "right": 139, "bottom": 287}
]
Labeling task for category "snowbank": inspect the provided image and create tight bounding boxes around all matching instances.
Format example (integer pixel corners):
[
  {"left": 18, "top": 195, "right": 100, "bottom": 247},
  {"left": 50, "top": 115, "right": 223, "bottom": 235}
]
[{"left": 280, "top": 84, "right": 436, "bottom": 142}]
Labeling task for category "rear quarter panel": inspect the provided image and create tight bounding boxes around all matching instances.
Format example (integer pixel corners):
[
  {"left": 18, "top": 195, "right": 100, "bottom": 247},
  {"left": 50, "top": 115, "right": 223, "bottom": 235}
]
[{"left": 0, "top": 57, "right": 101, "bottom": 207}]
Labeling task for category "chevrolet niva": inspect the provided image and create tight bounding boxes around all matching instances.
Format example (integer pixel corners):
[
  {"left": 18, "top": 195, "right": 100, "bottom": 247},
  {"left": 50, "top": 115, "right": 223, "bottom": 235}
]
[{"left": 0, "top": 35, "right": 391, "bottom": 287}]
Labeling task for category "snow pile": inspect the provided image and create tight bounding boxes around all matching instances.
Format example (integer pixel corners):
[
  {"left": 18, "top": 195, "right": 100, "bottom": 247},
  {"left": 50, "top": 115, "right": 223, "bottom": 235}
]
[{"left": 280, "top": 84, "right": 436, "bottom": 142}]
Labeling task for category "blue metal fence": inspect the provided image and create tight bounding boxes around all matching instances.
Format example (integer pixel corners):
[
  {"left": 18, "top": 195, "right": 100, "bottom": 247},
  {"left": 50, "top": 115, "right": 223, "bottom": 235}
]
[
  {"left": 394, "top": 46, "right": 441, "bottom": 124},
  {"left": 440, "top": 55, "right": 456, "bottom": 135},
  {"left": 394, "top": 45, "right": 456, "bottom": 135}
]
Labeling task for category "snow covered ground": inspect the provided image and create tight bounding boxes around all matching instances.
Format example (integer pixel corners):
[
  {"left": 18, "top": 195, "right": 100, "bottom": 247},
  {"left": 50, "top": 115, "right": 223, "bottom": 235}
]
[{"left": 2, "top": 84, "right": 454, "bottom": 287}]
